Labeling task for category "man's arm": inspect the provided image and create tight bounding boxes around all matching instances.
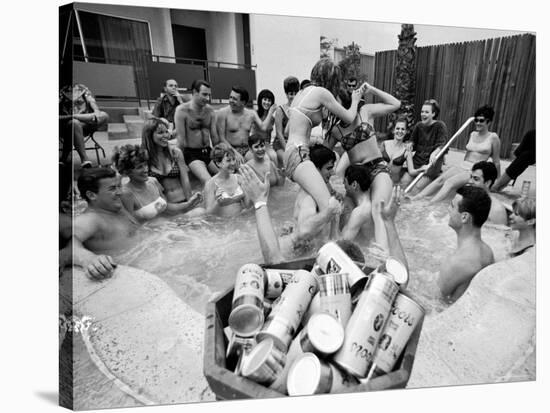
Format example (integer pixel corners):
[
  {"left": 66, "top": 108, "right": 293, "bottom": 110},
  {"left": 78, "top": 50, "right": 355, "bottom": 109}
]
[
  {"left": 216, "top": 108, "right": 230, "bottom": 145},
  {"left": 239, "top": 165, "right": 285, "bottom": 264},
  {"left": 379, "top": 186, "right": 409, "bottom": 272},
  {"left": 62, "top": 214, "right": 117, "bottom": 280},
  {"left": 437, "top": 258, "right": 477, "bottom": 302},
  {"left": 295, "top": 196, "right": 342, "bottom": 241},
  {"left": 209, "top": 107, "right": 220, "bottom": 146},
  {"left": 174, "top": 105, "right": 188, "bottom": 149}
]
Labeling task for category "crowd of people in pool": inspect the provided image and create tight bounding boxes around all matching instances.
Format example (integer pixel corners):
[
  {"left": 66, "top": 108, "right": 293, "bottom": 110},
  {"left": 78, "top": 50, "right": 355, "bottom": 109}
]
[{"left": 59, "top": 57, "right": 536, "bottom": 304}]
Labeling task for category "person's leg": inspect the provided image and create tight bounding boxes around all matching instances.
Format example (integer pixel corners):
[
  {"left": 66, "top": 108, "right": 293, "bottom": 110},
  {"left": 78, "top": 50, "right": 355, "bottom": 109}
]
[
  {"left": 400, "top": 172, "right": 414, "bottom": 189},
  {"left": 59, "top": 121, "right": 72, "bottom": 164},
  {"left": 293, "top": 161, "right": 332, "bottom": 211},
  {"left": 410, "top": 176, "right": 433, "bottom": 194},
  {"left": 411, "top": 167, "right": 458, "bottom": 200},
  {"left": 207, "top": 160, "right": 219, "bottom": 175},
  {"left": 369, "top": 172, "right": 393, "bottom": 252},
  {"left": 69, "top": 119, "right": 90, "bottom": 165},
  {"left": 429, "top": 171, "right": 470, "bottom": 204}
]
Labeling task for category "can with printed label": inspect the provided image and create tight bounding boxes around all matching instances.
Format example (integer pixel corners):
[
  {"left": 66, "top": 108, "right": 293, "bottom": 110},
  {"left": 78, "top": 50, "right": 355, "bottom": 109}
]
[
  {"left": 318, "top": 272, "right": 352, "bottom": 327},
  {"left": 257, "top": 269, "right": 318, "bottom": 351},
  {"left": 316, "top": 242, "right": 368, "bottom": 298},
  {"left": 370, "top": 292, "right": 424, "bottom": 376},
  {"left": 228, "top": 264, "right": 265, "bottom": 337},
  {"left": 240, "top": 338, "right": 286, "bottom": 385},
  {"left": 332, "top": 272, "right": 399, "bottom": 378}
]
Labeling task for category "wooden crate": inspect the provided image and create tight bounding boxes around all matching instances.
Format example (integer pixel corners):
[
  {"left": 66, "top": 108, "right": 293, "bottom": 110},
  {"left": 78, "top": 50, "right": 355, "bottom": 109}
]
[{"left": 203, "top": 258, "right": 423, "bottom": 400}]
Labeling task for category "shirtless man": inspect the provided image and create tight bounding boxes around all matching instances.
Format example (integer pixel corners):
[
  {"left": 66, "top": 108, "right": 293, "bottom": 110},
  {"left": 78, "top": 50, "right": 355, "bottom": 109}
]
[
  {"left": 468, "top": 161, "right": 508, "bottom": 226},
  {"left": 59, "top": 168, "right": 139, "bottom": 280},
  {"left": 438, "top": 185, "right": 494, "bottom": 303},
  {"left": 174, "top": 79, "right": 219, "bottom": 185},
  {"left": 216, "top": 85, "right": 276, "bottom": 163},
  {"left": 340, "top": 164, "right": 374, "bottom": 243}
]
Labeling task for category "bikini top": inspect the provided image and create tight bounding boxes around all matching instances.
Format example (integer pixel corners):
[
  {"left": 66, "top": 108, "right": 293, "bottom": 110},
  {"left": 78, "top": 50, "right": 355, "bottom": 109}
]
[
  {"left": 381, "top": 145, "right": 407, "bottom": 166},
  {"left": 289, "top": 86, "right": 323, "bottom": 128},
  {"left": 214, "top": 179, "right": 245, "bottom": 203},
  {"left": 465, "top": 133, "right": 495, "bottom": 156},
  {"left": 134, "top": 197, "right": 167, "bottom": 220},
  {"left": 339, "top": 113, "right": 377, "bottom": 152},
  {"left": 148, "top": 161, "right": 180, "bottom": 180}
]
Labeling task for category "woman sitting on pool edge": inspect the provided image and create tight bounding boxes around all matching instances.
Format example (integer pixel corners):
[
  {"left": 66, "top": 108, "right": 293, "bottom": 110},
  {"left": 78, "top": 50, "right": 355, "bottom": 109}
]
[
  {"left": 113, "top": 144, "right": 203, "bottom": 220},
  {"left": 204, "top": 143, "right": 252, "bottom": 217},
  {"left": 245, "top": 133, "right": 284, "bottom": 187},
  {"left": 141, "top": 118, "right": 204, "bottom": 216},
  {"left": 411, "top": 105, "right": 501, "bottom": 203}
]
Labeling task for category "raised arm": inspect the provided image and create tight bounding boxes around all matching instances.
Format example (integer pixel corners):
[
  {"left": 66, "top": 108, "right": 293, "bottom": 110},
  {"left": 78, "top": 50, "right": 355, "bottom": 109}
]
[
  {"left": 209, "top": 108, "right": 220, "bottom": 146},
  {"left": 240, "top": 165, "right": 285, "bottom": 264},
  {"left": 490, "top": 134, "right": 502, "bottom": 178},
  {"left": 274, "top": 106, "right": 286, "bottom": 147},
  {"left": 319, "top": 85, "right": 364, "bottom": 125},
  {"left": 379, "top": 186, "right": 409, "bottom": 272},
  {"left": 362, "top": 83, "right": 401, "bottom": 120},
  {"left": 253, "top": 106, "right": 277, "bottom": 132}
]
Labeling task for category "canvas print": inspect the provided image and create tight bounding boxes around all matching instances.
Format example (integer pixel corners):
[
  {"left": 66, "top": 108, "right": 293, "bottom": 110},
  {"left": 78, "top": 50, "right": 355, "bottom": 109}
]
[{"left": 58, "top": 1, "right": 536, "bottom": 410}]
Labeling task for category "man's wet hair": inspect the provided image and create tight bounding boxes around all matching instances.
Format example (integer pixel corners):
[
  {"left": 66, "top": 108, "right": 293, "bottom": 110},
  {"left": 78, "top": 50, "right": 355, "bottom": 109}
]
[
  {"left": 310, "top": 144, "right": 336, "bottom": 170},
  {"left": 231, "top": 85, "right": 249, "bottom": 103},
  {"left": 77, "top": 167, "right": 116, "bottom": 202},
  {"left": 283, "top": 76, "right": 300, "bottom": 94},
  {"left": 191, "top": 79, "right": 211, "bottom": 93},
  {"left": 456, "top": 185, "right": 492, "bottom": 228},
  {"left": 472, "top": 161, "right": 497, "bottom": 187},
  {"left": 248, "top": 133, "right": 267, "bottom": 148},
  {"left": 345, "top": 164, "right": 372, "bottom": 192}
]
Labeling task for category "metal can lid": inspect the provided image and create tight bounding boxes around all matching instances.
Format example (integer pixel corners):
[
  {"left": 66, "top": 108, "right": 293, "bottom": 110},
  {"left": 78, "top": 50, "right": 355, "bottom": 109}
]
[
  {"left": 228, "top": 305, "right": 264, "bottom": 337},
  {"left": 307, "top": 313, "right": 344, "bottom": 354},
  {"left": 385, "top": 257, "right": 408, "bottom": 285},
  {"left": 241, "top": 338, "right": 284, "bottom": 382},
  {"left": 287, "top": 353, "right": 329, "bottom": 396}
]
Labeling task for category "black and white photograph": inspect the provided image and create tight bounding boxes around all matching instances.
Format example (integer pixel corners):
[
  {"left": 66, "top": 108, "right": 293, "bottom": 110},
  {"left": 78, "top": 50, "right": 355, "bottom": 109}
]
[{"left": 3, "top": 0, "right": 546, "bottom": 412}]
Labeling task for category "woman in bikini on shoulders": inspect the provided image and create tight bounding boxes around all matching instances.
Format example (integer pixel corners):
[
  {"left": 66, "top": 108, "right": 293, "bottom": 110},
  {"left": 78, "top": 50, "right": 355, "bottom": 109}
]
[
  {"left": 329, "top": 82, "right": 401, "bottom": 251},
  {"left": 284, "top": 58, "right": 366, "bottom": 227},
  {"left": 204, "top": 143, "right": 252, "bottom": 217},
  {"left": 141, "top": 118, "right": 203, "bottom": 216}
]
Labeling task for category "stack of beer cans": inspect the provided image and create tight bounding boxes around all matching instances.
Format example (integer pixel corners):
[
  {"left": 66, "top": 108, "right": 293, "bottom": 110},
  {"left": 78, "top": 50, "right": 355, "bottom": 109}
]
[{"left": 225, "top": 241, "right": 425, "bottom": 396}]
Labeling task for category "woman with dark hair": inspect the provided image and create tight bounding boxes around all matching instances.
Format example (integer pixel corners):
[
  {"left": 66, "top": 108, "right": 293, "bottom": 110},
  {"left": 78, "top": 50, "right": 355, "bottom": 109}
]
[
  {"left": 412, "top": 104, "right": 501, "bottom": 203},
  {"left": 141, "top": 118, "right": 203, "bottom": 215},
  {"left": 249, "top": 89, "right": 278, "bottom": 165},
  {"left": 284, "top": 58, "right": 366, "bottom": 231},
  {"left": 274, "top": 76, "right": 300, "bottom": 168},
  {"left": 380, "top": 117, "right": 413, "bottom": 183}
]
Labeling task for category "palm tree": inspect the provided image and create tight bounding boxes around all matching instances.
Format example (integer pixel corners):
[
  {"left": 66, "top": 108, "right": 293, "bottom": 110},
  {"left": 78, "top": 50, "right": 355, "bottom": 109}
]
[{"left": 392, "top": 24, "right": 417, "bottom": 133}]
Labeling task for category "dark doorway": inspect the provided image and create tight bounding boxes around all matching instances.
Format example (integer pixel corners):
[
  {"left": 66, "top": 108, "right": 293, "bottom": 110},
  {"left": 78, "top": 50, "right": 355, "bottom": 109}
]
[{"left": 172, "top": 24, "right": 207, "bottom": 62}]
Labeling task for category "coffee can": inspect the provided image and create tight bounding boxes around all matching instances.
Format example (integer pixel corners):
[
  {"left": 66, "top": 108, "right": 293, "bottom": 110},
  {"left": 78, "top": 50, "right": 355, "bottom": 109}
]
[
  {"left": 371, "top": 292, "right": 425, "bottom": 375},
  {"left": 316, "top": 242, "right": 369, "bottom": 298},
  {"left": 240, "top": 338, "right": 286, "bottom": 385},
  {"left": 332, "top": 272, "right": 399, "bottom": 378},
  {"left": 286, "top": 353, "right": 333, "bottom": 396},
  {"left": 257, "top": 270, "right": 318, "bottom": 351},
  {"left": 318, "top": 272, "right": 352, "bottom": 327},
  {"left": 228, "top": 264, "right": 265, "bottom": 337},
  {"left": 270, "top": 312, "right": 344, "bottom": 394}
]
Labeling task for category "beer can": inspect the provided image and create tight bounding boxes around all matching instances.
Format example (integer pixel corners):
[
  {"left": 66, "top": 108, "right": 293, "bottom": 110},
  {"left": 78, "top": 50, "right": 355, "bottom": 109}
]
[
  {"left": 228, "top": 264, "right": 265, "bottom": 337},
  {"left": 370, "top": 292, "right": 425, "bottom": 375},
  {"left": 301, "top": 291, "right": 320, "bottom": 327},
  {"left": 384, "top": 257, "right": 409, "bottom": 288},
  {"left": 316, "top": 242, "right": 368, "bottom": 298},
  {"left": 225, "top": 333, "right": 256, "bottom": 375},
  {"left": 263, "top": 298, "right": 274, "bottom": 319},
  {"left": 286, "top": 353, "right": 333, "bottom": 396},
  {"left": 257, "top": 270, "right": 318, "bottom": 351},
  {"left": 332, "top": 272, "right": 399, "bottom": 378},
  {"left": 318, "top": 273, "right": 352, "bottom": 327},
  {"left": 521, "top": 180, "right": 531, "bottom": 199},
  {"left": 263, "top": 268, "right": 286, "bottom": 299},
  {"left": 270, "top": 312, "right": 344, "bottom": 394},
  {"left": 241, "top": 338, "right": 286, "bottom": 385}
]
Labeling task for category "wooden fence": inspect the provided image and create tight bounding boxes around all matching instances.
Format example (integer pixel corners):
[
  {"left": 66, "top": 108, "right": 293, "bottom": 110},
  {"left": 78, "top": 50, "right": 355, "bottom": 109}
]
[{"left": 373, "top": 34, "right": 536, "bottom": 158}]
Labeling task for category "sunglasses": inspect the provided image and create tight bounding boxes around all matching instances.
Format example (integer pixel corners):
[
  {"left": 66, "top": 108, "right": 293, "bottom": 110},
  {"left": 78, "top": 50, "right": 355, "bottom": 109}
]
[
  {"left": 474, "top": 117, "right": 487, "bottom": 123},
  {"left": 347, "top": 83, "right": 357, "bottom": 88}
]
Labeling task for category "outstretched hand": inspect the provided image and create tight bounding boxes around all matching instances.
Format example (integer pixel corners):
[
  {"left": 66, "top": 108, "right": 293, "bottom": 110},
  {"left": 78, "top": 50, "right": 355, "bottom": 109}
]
[
  {"left": 380, "top": 185, "right": 403, "bottom": 222},
  {"left": 240, "top": 164, "right": 269, "bottom": 204}
]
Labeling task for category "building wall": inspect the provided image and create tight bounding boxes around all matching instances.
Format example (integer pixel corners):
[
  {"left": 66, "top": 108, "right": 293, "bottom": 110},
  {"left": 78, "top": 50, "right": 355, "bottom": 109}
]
[
  {"left": 73, "top": 3, "right": 174, "bottom": 58},
  {"left": 250, "top": 14, "right": 321, "bottom": 105}
]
